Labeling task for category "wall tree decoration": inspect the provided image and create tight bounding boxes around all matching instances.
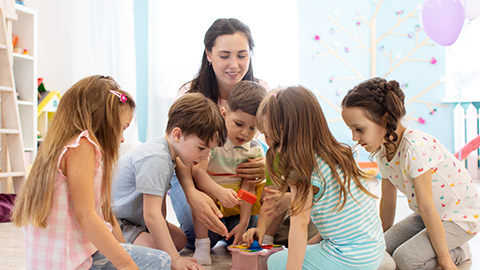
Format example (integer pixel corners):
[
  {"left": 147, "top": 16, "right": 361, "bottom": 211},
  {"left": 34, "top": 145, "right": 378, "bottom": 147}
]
[{"left": 313, "top": 0, "right": 448, "bottom": 124}]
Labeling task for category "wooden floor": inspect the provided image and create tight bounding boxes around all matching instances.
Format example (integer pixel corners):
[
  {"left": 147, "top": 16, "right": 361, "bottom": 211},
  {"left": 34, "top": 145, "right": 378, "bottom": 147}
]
[{"left": 1, "top": 193, "right": 478, "bottom": 269}]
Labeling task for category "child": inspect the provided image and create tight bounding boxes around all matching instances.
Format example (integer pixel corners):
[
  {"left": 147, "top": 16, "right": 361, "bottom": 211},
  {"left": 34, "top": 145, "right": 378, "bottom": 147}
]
[
  {"left": 12, "top": 75, "right": 171, "bottom": 269},
  {"left": 257, "top": 86, "right": 386, "bottom": 270},
  {"left": 342, "top": 77, "right": 479, "bottom": 270},
  {"left": 191, "top": 81, "right": 266, "bottom": 265},
  {"left": 112, "top": 92, "right": 227, "bottom": 270}
]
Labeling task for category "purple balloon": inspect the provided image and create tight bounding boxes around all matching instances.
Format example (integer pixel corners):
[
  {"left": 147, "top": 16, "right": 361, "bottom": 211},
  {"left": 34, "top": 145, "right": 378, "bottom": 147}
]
[{"left": 421, "top": 0, "right": 465, "bottom": 46}]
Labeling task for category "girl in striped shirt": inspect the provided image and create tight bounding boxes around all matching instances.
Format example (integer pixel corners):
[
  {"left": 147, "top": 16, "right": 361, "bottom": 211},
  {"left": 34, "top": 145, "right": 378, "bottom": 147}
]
[{"left": 255, "top": 86, "right": 385, "bottom": 270}]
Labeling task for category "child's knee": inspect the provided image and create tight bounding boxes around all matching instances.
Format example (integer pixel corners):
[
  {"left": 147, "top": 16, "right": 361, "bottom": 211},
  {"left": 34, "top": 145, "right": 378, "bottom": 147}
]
[
  {"left": 392, "top": 248, "right": 422, "bottom": 270},
  {"left": 267, "top": 249, "right": 288, "bottom": 270}
]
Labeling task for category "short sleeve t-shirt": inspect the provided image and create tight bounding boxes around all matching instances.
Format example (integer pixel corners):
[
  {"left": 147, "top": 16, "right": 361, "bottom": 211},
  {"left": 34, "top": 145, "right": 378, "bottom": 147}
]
[
  {"left": 375, "top": 128, "right": 480, "bottom": 234},
  {"left": 113, "top": 137, "right": 175, "bottom": 226}
]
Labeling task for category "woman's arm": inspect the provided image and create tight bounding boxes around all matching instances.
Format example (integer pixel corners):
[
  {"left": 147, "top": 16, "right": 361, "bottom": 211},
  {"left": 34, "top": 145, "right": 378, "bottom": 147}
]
[
  {"left": 413, "top": 171, "right": 457, "bottom": 270},
  {"left": 286, "top": 186, "right": 312, "bottom": 270},
  {"left": 380, "top": 178, "right": 397, "bottom": 232},
  {"left": 66, "top": 138, "right": 137, "bottom": 269}
]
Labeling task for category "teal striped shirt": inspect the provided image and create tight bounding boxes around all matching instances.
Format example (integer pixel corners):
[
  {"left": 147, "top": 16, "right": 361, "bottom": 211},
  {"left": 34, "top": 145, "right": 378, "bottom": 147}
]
[{"left": 310, "top": 156, "right": 385, "bottom": 266}]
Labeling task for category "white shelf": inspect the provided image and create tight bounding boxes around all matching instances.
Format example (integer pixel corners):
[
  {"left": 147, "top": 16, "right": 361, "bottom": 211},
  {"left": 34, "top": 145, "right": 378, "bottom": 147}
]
[
  {"left": 13, "top": 52, "right": 33, "bottom": 61},
  {"left": 16, "top": 100, "right": 34, "bottom": 106},
  {"left": 12, "top": 4, "right": 37, "bottom": 163}
]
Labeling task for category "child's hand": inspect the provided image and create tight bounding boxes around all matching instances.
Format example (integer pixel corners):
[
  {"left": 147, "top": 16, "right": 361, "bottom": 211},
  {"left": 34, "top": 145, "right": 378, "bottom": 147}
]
[
  {"left": 172, "top": 256, "right": 204, "bottom": 270},
  {"left": 217, "top": 187, "right": 241, "bottom": 208},
  {"left": 242, "top": 228, "right": 264, "bottom": 245},
  {"left": 226, "top": 223, "right": 248, "bottom": 245},
  {"left": 263, "top": 187, "right": 290, "bottom": 218},
  {"left": 437, "top": 255, "right": 458, "bottom": 270}
]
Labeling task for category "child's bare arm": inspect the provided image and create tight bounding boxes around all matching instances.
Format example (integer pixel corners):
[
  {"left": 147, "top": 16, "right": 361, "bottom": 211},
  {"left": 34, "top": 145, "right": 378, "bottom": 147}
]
[
  {"left": 192, "top": 161, "right": 240, "bottom": 208},
  {"left": 286, "top": 186, "right": 312, "bottom": 270},
  {"left": 112, "top": 218, "right": 127, "bottom": 244},
  {"left": 243, "top": 198, "right": 275, "bottom": 245},
  {"left": 227, "top": 193, "right": 254, "bottom": 245},
  {"left": 413, "top": 171, "right": 456, "bottom": 270},
  {"left": 143, "top": 194, "right": 202, "bottom": 270},
  {"left": 306, "top": 232, "right": 322, "bottom": 244},
  {"left": 67, "top": 138, "right": 137, "bottom": 269},
  {"left": 380, "top": 178, "right": 397, "bottom": 232},
  {"left": 175, "top": 158, "right": 228, "bottom": 237}
]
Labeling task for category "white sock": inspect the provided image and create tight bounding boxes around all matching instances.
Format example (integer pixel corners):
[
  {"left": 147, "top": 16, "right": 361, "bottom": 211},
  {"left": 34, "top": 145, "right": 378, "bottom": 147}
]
[
  {"left": 263, "top": 235, "right": 274, "bottom": 245},
  {"left": 459, "top": 242, "right": 472, "bottom": 262},
  {"left": 193, "top": 238, "right": 211, "bottom": 265}
]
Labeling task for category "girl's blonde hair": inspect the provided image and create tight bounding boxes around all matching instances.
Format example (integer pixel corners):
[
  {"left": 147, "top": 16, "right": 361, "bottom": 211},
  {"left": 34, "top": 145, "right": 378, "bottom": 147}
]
[
  {"left": 13, "top": 75, "right": 135, "bottom": 228},
  {"left": 257, "top": 86, "right": 375, "bottom": 215}
]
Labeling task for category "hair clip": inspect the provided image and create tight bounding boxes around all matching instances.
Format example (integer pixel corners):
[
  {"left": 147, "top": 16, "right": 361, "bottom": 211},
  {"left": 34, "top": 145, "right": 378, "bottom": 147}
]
[
  {"left": 109, "top": 90, "right": 127, "bottom": 103},
  {"left": 273, "top": 93, "right": 278, "bottom": 99}
]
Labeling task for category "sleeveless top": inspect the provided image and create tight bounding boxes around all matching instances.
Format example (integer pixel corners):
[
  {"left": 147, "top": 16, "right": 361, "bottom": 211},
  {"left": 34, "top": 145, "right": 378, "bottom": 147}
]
[{"left": 25, "top": 131, "right": 112, "bottom": 269}]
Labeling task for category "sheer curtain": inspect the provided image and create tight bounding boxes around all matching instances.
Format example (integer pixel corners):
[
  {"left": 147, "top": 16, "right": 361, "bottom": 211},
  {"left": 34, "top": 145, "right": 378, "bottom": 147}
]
[
  {"left": 28, "top": 0, "right": 139, "bottom": 152},
  {"left": 68, "top": 0, "right": 140, "bottom": 153},
  {"left": 147, "top": 0, "right": 299, "bottom": 140}
]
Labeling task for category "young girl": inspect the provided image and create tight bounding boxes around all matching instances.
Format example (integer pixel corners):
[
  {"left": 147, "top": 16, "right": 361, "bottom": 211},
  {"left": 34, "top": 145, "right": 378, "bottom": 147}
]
[
  {"left": 342, "top": 77, "right": 479, "bottom": 270},
  {"left": 12, "top": 75, "right": 170, "bottom": 269},
  {"left": 257, "top": 86, "right": 385, "bottom": 270}
]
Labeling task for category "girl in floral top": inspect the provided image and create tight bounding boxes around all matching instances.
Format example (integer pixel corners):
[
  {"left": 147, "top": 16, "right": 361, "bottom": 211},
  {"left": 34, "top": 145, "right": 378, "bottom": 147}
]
[{"left": 342, "top": 77, "right": 479, "bottom": 270}]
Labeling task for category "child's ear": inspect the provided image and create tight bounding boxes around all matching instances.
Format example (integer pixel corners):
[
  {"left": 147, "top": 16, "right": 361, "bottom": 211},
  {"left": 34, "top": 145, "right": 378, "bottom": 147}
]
[
  {"left": 382, "top": 113, "right": 389, "bottom": 125},
  {"left": 171, "top": 127, "right": 183, "bottom": 143},
  {"left": 221, "top": 107, "right": 227, "bottom": 119}
]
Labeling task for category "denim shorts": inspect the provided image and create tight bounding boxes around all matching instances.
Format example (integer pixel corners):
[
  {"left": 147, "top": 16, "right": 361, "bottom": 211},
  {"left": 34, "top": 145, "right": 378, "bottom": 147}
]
[{"left": 118, "top": 218, "right": 148, "bottom": 244}]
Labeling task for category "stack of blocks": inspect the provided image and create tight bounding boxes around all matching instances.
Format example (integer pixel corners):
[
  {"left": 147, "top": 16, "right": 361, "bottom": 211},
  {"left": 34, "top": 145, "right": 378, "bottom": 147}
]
[{"left": 228, "top": 240, "right": 285, "bottom": 270}]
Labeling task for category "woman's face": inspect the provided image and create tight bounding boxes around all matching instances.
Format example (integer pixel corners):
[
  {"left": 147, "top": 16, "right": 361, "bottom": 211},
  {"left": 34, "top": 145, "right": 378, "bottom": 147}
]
[{"left": 206, "top": 32, "right": 250, "bottom": 96}]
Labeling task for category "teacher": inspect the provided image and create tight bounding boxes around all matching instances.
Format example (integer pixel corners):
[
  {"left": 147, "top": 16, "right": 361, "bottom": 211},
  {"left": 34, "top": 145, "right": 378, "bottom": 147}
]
[{"left": 170, "top": 18, "right": 267, "bottom": 250}]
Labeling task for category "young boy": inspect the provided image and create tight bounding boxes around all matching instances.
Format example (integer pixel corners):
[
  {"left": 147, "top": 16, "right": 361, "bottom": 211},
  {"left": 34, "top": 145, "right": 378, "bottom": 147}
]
[
  {"left": 112, "top": 93, "right": 227, "bottom": 270},
  {"left": 191, "top": 81, "right": 267, "bottom": 265}
]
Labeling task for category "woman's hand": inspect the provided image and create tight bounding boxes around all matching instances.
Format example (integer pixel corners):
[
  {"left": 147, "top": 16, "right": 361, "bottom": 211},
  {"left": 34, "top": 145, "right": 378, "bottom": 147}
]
[
  {"left": 217, "top": 187, "right": 241, "bottom": 208},
  {"left": 236, "top": 157, "right": 265, "bottom": 181},
  {"left": 263, "top": 187, "right": 290, "bottom": 218},
  {"left": 242, "top": 228, "right": 265, "bottom": 245}
]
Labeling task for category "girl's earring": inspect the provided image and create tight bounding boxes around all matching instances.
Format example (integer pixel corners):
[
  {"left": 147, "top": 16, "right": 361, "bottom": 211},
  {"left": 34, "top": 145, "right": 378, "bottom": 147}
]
[{"left": 208, "top": 61, "right": 212, "bottom": 66}]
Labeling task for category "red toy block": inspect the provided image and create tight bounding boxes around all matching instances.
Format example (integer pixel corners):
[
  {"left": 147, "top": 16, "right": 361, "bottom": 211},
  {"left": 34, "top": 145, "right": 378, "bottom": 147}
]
[{"left": 237, "top": 189, "right": 256, "bottom": 204}]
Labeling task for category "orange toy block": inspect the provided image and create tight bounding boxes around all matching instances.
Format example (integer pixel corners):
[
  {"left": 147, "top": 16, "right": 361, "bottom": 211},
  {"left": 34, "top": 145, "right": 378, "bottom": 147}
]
[{"left": 237, "top": 189, "right": 257, "bottom": 204}]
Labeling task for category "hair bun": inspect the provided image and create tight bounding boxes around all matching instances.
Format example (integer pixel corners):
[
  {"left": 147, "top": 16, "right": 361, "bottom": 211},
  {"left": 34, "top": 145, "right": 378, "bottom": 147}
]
[{"left": 387, "top": 80, "right": 405, "bottom": 101}]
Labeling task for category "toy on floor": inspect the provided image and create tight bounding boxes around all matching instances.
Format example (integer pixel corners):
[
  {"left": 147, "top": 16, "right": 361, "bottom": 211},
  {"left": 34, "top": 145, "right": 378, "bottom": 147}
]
[
  {"left": 237, "top": 188, "right": 257, "bottom": 204},
  {"left": 228, "top": 240, "right": 285, "bottom": 270}
]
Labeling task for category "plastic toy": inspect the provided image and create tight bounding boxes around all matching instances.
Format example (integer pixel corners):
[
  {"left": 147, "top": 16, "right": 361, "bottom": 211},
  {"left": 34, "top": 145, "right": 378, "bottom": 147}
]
[
  {"left": 228, "top": 242, "right": 285, "bottom": 270},
  {"left": 237, "top": 189, "right": 256, "bottom": 204}
]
